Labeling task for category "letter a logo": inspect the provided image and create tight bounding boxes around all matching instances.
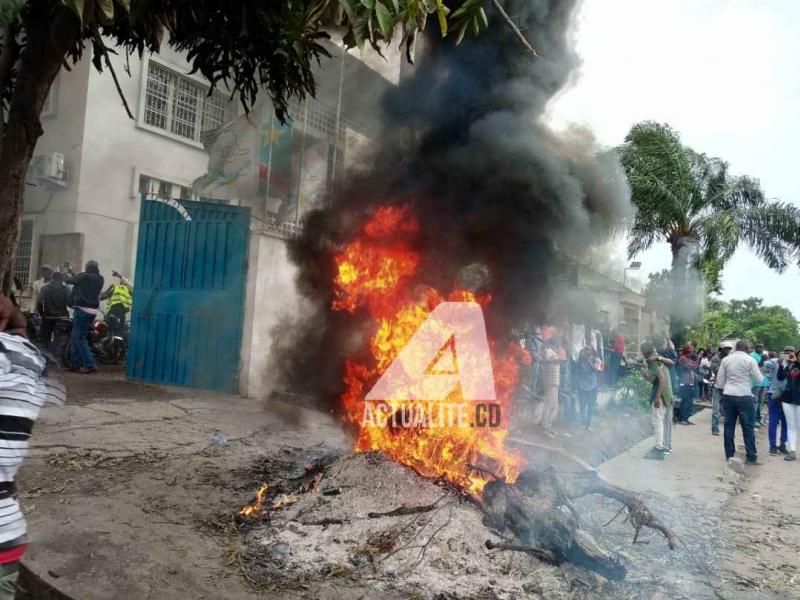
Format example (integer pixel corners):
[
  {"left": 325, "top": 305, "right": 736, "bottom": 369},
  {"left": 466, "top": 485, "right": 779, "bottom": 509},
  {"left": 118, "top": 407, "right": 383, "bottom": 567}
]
[{"left": 366, "top": 302, "right": 496, "bottom": 401}]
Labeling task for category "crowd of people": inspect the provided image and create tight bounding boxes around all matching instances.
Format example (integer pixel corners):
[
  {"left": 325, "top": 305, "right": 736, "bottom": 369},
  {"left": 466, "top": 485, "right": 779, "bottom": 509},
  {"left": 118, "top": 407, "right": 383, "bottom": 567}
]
[
  {"left": 517, "top": 325, "right": 608, "bottom": 436},
  {"left": 639, "top": 336, "right": 800, "bottom": 464},
  {"left": 24, "top": 261, "right": 132, "bottom": 373},
  {"left": 520, "top": 326, "right": 800, "bottom": 466}
]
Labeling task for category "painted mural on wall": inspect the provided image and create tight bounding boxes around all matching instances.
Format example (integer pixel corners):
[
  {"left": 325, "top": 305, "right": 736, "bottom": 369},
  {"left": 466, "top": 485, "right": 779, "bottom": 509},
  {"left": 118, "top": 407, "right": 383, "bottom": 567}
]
[
  {"left": 193, "top": 115, "right": 258, "bottom": 200},
  {"left": 194, "top": 105, "right": 338, "bottom": 228},
  {"left": 259, "top": 115, "right": 329, "bottom": 225}
]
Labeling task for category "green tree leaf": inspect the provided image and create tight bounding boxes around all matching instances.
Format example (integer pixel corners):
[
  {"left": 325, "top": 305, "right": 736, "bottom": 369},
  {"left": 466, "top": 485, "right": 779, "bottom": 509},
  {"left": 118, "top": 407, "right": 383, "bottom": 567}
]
[
  {"left": 375, "top": 2, "right": 394, "bottom": 38},
  {"left": 435, "top": 0, "right": 447, "bottom": 36}
]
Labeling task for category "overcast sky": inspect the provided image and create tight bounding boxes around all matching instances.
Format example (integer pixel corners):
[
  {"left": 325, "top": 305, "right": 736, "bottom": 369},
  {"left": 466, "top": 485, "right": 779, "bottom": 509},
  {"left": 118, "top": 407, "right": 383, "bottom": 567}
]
[{"left": 548, "top": 0, "right": 800, "bottom": 318}]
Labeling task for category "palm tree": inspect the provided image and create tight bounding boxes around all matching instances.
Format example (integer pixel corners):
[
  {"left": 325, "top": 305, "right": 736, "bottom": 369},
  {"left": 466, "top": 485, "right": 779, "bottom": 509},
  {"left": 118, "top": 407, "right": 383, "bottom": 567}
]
[{"left": 619, "top": 121, "right": 800, "bottom": 340}]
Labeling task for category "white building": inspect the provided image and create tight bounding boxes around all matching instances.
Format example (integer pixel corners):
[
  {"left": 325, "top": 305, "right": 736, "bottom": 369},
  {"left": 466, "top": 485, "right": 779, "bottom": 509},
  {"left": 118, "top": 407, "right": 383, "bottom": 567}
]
[
  {"left": 566, "top": 261, "right": 668, "bottom": 356},
  {"left": 20, "top": 45, "right": 238, "bottom": 292},
  {"left": 20, "top": 39, "right": 403, "bottom": 398}
]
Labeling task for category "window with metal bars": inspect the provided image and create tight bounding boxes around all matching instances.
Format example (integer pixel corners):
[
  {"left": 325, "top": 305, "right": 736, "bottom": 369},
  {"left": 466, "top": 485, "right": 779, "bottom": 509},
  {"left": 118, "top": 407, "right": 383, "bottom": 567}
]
[
  {"left": 14, "top": 220, "right": 33, "bottom": 285},
  {"left": 139, "top": 174, "right": 194, "bottom": 201},
  {"left": 142, "top": 60, "right": 231, "bottom": 143}
]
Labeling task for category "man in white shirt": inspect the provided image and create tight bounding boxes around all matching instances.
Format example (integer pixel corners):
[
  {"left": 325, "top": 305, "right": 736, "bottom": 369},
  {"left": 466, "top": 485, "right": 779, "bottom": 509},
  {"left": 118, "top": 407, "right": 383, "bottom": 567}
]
[{"left": 716, "top": 340, "right": 764, "bottom": 464}]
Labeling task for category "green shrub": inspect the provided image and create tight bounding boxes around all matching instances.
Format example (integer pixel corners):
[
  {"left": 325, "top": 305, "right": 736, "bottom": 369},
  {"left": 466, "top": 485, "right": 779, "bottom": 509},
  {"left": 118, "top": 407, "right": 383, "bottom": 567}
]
[{"left": 615, "top": 370, "right": 652, "bottom": 411}]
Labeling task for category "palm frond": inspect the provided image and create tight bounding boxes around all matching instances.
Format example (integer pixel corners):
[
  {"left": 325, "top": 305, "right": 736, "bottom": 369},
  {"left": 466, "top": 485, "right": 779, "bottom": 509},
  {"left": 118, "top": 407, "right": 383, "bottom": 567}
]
[
  {"left": 722, "top": 175, "right": 765, "bottom": 210},
  {"left": 735, "top": 202, "right": 800, "bottom": 271},
  {"left": 627, "top": 221, "right": 660, "bottom": 259},
  {"left": 620, "top": 121, "right": 696, "bottom": 222}
]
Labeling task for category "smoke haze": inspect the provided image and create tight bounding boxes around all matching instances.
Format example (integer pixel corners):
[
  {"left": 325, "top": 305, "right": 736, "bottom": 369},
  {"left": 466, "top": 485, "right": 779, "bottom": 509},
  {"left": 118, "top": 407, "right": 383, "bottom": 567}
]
[{"left": 274, "top": 0, "right": 632, "bottom": 409}]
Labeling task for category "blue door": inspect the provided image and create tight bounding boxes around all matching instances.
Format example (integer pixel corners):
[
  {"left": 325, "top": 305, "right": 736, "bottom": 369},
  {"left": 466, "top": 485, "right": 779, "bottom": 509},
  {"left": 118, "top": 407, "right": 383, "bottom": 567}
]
[{"left": 126, "top": 197, "right": 250, "bottom": 393}]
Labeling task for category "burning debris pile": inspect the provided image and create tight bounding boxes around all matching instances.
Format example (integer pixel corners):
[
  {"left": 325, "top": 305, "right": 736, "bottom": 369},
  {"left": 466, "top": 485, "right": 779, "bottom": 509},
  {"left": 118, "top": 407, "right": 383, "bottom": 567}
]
[
  {"left": 239, "top": 451, "right": 675, "bottom": 597},
  {"left": 241, "top": 452, "right": 557, "bottom": 598}
]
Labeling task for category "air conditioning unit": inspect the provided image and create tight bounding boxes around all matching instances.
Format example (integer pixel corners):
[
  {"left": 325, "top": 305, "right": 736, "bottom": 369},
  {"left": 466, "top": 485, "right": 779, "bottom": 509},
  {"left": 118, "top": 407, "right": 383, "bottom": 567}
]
[{"left": 30, "top": 152, "right": 67, "bottom": 186}]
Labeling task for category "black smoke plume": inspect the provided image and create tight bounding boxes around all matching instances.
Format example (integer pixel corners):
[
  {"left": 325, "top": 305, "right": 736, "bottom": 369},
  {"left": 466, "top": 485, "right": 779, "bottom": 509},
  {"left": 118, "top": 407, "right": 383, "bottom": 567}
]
[{"left": 274, "top": 0, "right": 631, "bottom": 410}]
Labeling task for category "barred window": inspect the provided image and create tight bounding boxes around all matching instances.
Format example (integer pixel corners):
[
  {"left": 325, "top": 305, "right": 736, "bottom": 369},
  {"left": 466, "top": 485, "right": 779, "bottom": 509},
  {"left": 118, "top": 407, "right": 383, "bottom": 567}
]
[
  {"left": 14, "top": 220, "right": 33, "bottom": 285},
  {"left": 142, "top": 61, "right": 231, "bottom": 143},
  {"left": 139, "top": 174, "right": 194, "bottom": 201}
]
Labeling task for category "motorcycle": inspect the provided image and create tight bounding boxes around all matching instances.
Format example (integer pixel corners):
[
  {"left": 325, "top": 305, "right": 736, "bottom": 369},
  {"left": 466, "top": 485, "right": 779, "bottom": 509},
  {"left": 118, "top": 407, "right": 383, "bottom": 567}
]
[
  {"left": 62, "top": 312, "right": 129, "bottom": 368},
  {"left": 96, "top": 313, "right": 129, "bottom": 365}
]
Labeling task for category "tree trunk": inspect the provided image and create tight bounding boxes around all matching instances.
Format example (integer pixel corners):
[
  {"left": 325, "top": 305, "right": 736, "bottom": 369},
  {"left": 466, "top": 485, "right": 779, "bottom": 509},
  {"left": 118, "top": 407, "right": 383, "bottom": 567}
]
[
  {"left": 0, "top": 3, "right": 79, "bottom": 293},
  {"left": 668, "top": 236, "right": 691, "bottom": 346}
]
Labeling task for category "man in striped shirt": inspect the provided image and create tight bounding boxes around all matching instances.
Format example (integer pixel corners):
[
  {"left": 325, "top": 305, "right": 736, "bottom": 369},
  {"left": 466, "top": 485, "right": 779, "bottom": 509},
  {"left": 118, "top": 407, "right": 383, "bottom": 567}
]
[{"left": 0, "top": 296, "right": 65, "bottom": 597}]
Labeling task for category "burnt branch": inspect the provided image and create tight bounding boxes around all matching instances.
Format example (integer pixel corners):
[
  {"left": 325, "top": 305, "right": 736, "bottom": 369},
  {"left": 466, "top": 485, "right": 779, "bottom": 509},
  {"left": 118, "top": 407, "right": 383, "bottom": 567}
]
[
  {"left": 485, "top": 539, "right": 558, "bottom": 564},
  {"left": 562, "top": 472, "right": 678, "bottom": 550},
  {"left": 300, "top": 517, "right": 345, "bottom": 526}
]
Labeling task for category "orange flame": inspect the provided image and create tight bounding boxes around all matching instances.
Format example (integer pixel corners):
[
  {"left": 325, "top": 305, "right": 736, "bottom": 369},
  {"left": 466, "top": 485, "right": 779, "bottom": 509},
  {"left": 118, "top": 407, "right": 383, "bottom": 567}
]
[
  {"left": 333, "top": 204, "right": 526, "bottom": 498},
  {"left": 271, "top": 494, "right": 298, "bottom": 510},
  {"left": 239, "top": 482, "right": 269, "bottom": 517}
]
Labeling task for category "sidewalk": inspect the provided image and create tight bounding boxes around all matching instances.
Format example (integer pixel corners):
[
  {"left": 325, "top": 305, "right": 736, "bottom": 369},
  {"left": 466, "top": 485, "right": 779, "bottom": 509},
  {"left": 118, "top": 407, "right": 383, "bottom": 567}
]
[{"left": 599, "top": 409, "right": 732, "bottom": 510}]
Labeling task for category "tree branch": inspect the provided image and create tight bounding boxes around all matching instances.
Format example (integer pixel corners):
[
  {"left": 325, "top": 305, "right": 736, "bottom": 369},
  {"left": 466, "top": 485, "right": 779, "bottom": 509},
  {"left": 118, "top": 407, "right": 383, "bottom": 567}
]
[
  {"left": 485, "top": 539, "right": 558, "bottom": 563},
  {"left": 490, "top": 0, "right": 538, "bottom": 57},
  {"left": 92, "top": 28, "right": 134, "bottom": 120},
  {"left": 563, "top": 473, "right": 677, "bottom": 549}
]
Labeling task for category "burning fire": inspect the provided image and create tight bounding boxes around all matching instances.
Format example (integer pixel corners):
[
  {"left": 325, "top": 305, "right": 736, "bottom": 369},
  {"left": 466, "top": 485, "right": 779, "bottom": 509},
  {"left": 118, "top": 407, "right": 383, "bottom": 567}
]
[
  {"left": 239, "top": 482, "right": 299, "bottom": 518},
  {"left": 239, "top": 482, "right": 269, "bottom": 517},
  {"left": 333, "top": 204, "right": 526, "bottom": 498}
]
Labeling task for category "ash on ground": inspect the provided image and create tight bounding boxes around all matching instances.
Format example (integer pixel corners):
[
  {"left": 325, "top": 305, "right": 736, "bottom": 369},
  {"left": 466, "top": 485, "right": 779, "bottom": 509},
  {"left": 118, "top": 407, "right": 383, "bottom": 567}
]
[
  {"left": 239, "top": 452, "right": 746, "bottom": 600},
  {"left": 242, "top": 452, "right": 570, "bottom": 599}
]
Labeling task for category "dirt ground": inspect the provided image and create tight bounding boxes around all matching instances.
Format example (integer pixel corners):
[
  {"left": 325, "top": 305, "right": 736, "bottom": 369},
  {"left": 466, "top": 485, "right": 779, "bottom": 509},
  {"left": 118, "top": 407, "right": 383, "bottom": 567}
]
[
  {"left": 16, "top": 370, "right": 800, "bottom": 599},
  {"left": 718, "top": 434, "right": 800, "bottom": 598}
]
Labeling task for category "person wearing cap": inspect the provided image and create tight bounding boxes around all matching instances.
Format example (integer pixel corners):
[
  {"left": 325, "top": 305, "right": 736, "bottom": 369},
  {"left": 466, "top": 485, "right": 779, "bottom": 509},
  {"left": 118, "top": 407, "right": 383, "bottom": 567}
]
[
  {"left": 777, "top": 347, "right": 800, "bottom": 461},
  {"left": 709, "top": 342, "right": 733, "bottom": 436},
  {"left": 717, "top": 340, "right": 763, "bottom": 464},
  {"left": 764, "top": 351, "right": 788, "bottom": 455},
  {"left": 640, "top": 341, "right": 675, "bottom": 459}
]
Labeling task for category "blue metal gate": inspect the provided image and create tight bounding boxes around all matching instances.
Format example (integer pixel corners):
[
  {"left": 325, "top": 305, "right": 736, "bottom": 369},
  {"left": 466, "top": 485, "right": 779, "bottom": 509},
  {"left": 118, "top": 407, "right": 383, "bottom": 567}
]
[{"left": 126, "top": 197, "right": 250, "bottom": 393}]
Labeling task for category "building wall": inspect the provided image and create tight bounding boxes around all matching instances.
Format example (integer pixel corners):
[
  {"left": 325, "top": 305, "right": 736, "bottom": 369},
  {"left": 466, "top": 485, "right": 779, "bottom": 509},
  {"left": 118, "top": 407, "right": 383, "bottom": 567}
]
[
  {"left": 239, "top": 233, "right": 309, "bottom": 398},
  {"left": 22, "top": 57, "right": 93, "bottom": 284},
  {"left": 23, "top": 36, "right": 402, "bottom": 397},
  {"left": 23, "top": 44, "right": 232, "bottom": 285},
  {"left": 234, "top": 45, "right": 402, "bottom": 397},
  {"left": 77, "top": 46, "right": 218, "bottom": 278}
]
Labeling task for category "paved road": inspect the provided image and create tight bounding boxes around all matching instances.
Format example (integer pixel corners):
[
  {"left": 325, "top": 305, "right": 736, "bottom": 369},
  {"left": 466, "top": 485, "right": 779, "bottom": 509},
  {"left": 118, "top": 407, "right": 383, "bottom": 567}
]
[
  {"left": 599, "top": 409, "right": 732, "bottom": 510},
  {"left": 599, "top": 406, "right": 800, "bottom": 598}
]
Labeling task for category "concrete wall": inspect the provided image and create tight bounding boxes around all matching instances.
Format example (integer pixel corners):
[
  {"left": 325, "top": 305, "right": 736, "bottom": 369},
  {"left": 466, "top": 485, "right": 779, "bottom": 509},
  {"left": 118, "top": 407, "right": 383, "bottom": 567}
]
[
  {"left": 23, "top": 58, "right": 93, "bottom": 281},
  {"left": 24, "top": 44, "right": 230, "bottom": 283},
  {"left": 239, "top": 232, "right": 309, "bottom": 398}
]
